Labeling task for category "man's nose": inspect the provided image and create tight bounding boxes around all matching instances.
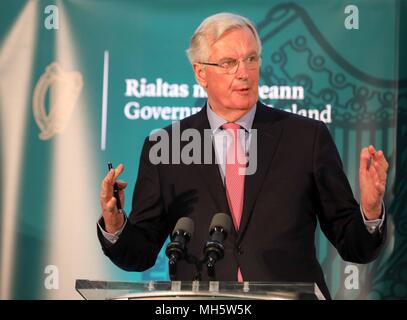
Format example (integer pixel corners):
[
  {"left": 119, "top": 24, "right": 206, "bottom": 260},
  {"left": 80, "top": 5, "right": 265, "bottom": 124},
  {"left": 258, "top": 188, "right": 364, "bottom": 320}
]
[{"left": 235, "top": 60, "right": 249, "bottom": 79}]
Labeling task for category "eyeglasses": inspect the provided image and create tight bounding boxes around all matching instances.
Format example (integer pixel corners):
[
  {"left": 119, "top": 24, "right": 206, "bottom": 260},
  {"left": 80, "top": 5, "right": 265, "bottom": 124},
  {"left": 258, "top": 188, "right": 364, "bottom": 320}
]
[{"left": 199, "top": 54, "right": 261, "bottom": 74}]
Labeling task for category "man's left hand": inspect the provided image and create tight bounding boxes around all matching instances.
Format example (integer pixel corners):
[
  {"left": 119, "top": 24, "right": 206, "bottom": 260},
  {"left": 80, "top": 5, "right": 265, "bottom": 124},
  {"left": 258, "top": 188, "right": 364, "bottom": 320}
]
[{"left": 359, "top": 145, "right": 389, "bottom": 220}]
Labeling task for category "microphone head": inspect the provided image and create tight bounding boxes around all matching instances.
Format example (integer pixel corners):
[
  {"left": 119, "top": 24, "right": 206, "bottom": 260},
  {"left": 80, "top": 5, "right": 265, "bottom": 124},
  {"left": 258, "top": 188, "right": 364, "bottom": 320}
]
[
  {"left": 172, "top": 217, "right": 194, "bottom": 239},
  {"left": 209, "top": 213, "right": 232, "bottom": 235}
]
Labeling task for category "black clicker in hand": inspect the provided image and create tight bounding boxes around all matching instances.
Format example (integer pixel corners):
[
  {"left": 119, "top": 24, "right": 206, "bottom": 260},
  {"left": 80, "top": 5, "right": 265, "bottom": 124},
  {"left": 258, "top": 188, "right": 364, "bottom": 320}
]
[{"left": 108, "top": 162, "right": 122, "bottom": 210}]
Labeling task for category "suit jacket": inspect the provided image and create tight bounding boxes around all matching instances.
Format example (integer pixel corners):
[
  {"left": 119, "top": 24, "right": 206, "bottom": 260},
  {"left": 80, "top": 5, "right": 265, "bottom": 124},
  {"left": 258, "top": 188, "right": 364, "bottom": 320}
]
[{"left": 98, "top": 101, "right": 385, "bottom": 299}]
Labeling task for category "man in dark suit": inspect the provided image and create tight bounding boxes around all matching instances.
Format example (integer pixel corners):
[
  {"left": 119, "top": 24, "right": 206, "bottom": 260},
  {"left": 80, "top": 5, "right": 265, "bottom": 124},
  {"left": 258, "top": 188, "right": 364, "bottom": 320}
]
[{"left": 98, "top": 13, "right": 388, "bottom": 299}]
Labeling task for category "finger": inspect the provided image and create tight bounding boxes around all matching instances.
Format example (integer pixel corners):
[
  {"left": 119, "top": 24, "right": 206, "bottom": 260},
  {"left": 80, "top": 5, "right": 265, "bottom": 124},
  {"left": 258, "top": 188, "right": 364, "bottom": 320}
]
[
  {"left": 367, "top": 145, "right": 390, "bottom": 172},
  {"left": 370, "top": 164, "right": 380, "bottom": 183},
  {"left": 105, "top": 168, "right": 116, "bottom": 185},
  {"left": 104, "top": 197, "right": 118, "bottom": 214},
  {"left": 100, "top": 170, "right": 115, "bottom": 200},
  {"left": 368, "top": 165, "right": 387, "bottom": 196},
  {"left": 367, "top": 145, "right": 378, "bottom": 170},
  {"left": 114, "top": 163, "right": 124, "bottom": 180},
  {"left": 369, "top": 146, "right": 385, "bottom": 165},
  {"left": 373, "top": 161, "right": 387, "bottom": 182},
  {"left": 359, "top": 147, "right": 371, "bottom": 172},
  {"left": 118, "top": 190, "right": 125, "bottom": 207},
  {"left": 372, "top": 150, "right": 389, "bottom": 172},
  {"left": 106, "top": 164, "right": 124, "bottom": 186},
  {"left": 375, "top": 180, "right": 385, "bottom": 197},
  {"left": 116, "top": 180, "right": 128, "bottom": 190},
  {"left": 368, "top": 151, "right": 389, "bottom": 185},
  {"left": 368, "top": 145, "right": 376, "bottom": 156}
]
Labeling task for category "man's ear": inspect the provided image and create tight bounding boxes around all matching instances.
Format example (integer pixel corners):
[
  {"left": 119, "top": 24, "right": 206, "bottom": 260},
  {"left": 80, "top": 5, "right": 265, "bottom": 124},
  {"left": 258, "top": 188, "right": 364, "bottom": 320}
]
[{"left": 193, "top": 63, "right": 207, "bottom": 88}]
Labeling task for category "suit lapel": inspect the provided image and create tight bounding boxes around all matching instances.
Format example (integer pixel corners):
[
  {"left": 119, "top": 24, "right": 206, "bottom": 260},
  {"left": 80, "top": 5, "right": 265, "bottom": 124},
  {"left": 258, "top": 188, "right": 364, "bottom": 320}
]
[
  {"left": 198, "top": 160, "right": 231, "bottom": 216},
  {"left": 237, "top": 103, "right": 283, "bottom": 243}
]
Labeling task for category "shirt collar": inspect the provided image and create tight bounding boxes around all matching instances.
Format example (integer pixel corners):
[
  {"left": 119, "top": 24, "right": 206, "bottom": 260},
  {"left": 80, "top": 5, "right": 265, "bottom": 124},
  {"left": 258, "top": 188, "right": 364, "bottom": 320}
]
[{"left": 206, "top": 101, "right": 257, "bottom": 133}]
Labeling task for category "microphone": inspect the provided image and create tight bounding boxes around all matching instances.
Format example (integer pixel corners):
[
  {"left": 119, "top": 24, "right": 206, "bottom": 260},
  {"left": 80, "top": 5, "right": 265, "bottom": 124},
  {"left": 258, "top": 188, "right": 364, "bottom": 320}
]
[
  {"left": 165, "top": 217, "right": 194, "bottom": 280},
  {"left": 203, "top": 213, "right": 232, "bottom": 280}
]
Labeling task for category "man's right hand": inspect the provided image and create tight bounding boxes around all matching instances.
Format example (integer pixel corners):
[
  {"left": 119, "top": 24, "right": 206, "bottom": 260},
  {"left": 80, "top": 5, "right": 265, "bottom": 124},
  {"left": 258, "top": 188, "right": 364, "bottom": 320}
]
[{"left": 100, "top": 163, "right": 127, "bottom": 234}]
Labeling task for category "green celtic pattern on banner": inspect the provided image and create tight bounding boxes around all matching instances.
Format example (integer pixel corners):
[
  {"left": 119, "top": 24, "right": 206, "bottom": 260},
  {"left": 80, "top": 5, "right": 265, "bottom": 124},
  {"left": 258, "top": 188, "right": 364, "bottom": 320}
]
[{"left": 256, "top": 3, "right": 406, "bottom": 299}]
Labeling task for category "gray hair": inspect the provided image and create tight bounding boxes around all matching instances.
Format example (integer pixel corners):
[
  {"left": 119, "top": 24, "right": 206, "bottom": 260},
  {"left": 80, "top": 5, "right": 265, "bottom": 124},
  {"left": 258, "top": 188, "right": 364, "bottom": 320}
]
[{"left": 186, "top": 12, "right": 262, "bottom": 64}]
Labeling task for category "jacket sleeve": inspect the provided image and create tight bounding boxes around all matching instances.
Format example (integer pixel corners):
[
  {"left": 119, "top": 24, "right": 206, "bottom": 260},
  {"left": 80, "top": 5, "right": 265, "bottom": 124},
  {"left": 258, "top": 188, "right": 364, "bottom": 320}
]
[
  {"left": 312, "top": 121, "right": 386, "bottom": 263},
  {"left": 97, "top": 137, "right": 171, "bottom": 271}
]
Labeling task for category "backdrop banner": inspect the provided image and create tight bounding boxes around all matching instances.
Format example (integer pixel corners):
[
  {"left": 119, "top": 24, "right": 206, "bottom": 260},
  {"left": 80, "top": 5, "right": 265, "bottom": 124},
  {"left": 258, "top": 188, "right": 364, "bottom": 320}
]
[{"left": 0, "top": 0, "right": 406, "bottom": 299}]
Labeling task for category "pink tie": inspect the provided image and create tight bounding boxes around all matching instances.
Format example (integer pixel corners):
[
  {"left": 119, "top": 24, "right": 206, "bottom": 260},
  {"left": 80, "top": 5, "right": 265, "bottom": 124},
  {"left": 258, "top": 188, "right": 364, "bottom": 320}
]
[{"left": 222, "top": 123, "right": 246, "bottom": 282}]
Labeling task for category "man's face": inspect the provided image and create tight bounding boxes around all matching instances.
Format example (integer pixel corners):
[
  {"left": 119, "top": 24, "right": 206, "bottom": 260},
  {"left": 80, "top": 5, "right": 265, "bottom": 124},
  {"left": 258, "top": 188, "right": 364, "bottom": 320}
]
[{"left": 194, "top": 26, "right": 260, "bottom": 117}]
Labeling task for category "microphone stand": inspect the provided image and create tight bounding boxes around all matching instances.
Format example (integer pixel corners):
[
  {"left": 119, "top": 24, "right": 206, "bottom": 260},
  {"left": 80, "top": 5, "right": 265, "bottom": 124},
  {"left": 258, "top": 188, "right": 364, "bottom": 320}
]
[
  {"left": 184, "top": 254, "right": 205, "bottom": 281},
  {"left": 176, "top": 253, "right": 209, "bottom": 282},
  {"left": 168, "top": 256, "right": 178, "bottom": 281},
  {"left": 206, "top": 256, "right": 217, "bottom": 281},
  {"left": 188, "top": 254, "right": 217, "bottom": 281}
]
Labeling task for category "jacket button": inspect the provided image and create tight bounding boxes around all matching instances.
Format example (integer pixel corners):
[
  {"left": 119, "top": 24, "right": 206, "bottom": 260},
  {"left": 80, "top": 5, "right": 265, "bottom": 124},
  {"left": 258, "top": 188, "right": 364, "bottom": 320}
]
[{"left": 237, "top": 246, "right": 243, "bottom": 255}]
